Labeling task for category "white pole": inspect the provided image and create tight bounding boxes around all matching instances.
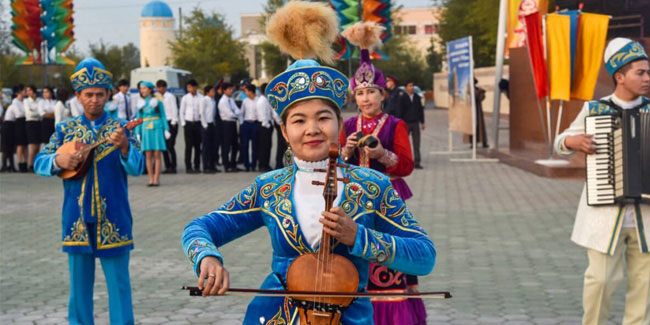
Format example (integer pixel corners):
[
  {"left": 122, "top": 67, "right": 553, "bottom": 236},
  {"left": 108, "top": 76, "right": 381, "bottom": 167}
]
[
  {"left": 469, "top": 36, "right": 478, "bottom": 160},
  {"left": 490, "top": 0, "right": 508, "bottom": 150}
]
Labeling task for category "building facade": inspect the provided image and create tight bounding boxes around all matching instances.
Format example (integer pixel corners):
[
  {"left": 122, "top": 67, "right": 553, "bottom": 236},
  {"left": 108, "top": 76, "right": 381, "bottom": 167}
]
[{"left": 139, "top": 1, "right": 176, "bottom": 68}]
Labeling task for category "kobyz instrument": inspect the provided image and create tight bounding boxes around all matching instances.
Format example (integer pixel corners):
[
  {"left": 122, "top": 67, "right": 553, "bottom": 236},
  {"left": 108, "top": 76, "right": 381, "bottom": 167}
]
[
  {"left": 585, "top": 109, "right": 649, "bottom": 206},
  {"left": 56, "top": 118, "right": 142, "bottom": 180},
  {"left": 286, "top": 144, "right": 359, "bottom": 325}
]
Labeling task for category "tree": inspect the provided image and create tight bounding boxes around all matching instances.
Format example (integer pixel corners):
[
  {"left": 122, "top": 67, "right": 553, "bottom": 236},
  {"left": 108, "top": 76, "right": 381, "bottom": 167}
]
[
  {"left": 88, "top": 41, "right": 140, "bottom": 81},
  {"left": 169, "top": 8, "right": 249, "bottom": 86},
  {"left": 435, "top": 0, "right": 499, "bottom": 68}
]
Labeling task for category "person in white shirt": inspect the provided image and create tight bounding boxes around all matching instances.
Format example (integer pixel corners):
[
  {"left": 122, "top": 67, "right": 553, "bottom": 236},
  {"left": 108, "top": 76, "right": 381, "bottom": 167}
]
[
  {"left": 179, "top": 79, "right": 203, "bottom": 173},
  {"left": 39, "top": 87, "right": 57, "bottom": 144},
  {"left": 199, "top": 85, "right": 219, "bottom": 173},
  {"left": 239, "top": 84, "right": 259, "bottom": 171},
  {"left": 256, "top": 83, "right": 274, "bottom": 171},
  {"left": 156, "top": 79, "right": 179, "bottom": 174},
  {"left": 554, "top": 38, "right": 650, "bottom": 325},
  {"left": 68, "top": 96, "right": 84, "bottom": 117},
  {"left": 217, "top": 82, "right": 241, "bottom": 172},
  {"left": 23, "top": 85, "right": 42, "bottom": 171},
  {"left": 9, "top": 85, "right": 27, "bottom": 172},
  {"left": 53, "top": 88, "right": 72, "bottom": 124},
  {"left": 114, "top": 79, "right": 132, "bottom": 120}
]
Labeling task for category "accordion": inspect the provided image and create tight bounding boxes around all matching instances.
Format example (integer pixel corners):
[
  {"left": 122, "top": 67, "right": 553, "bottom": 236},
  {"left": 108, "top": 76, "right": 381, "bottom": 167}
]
[{"left": 585, "top": 107, "right": 650, "bottom": 206}]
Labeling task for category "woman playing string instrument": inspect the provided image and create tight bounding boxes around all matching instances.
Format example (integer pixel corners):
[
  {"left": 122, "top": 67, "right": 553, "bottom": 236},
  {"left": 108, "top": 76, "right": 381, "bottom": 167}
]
[
  {"left": 181, "top": 2, "right": 436, "bottom": 324},
  {"left": 338, "top": 22, "right": 426, "bottom": 325}
]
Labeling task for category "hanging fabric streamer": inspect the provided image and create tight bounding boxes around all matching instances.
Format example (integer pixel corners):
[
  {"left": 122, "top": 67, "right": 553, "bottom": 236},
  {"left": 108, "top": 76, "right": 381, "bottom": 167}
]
[
  {"left": 571, "top": 13, "right": 609, "bottom": 100},
  {"left": 547, "top": 13, "right": 571, "bottom": 101}
]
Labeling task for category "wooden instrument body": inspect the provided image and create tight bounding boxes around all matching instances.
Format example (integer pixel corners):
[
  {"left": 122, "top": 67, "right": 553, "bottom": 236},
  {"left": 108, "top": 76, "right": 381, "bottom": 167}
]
[
  {"left": 56, "top": 141, "right": 94, "bottom": 180},
  {"left": 285, "top": 144, "right": 359, "bottom": 325},
  {"left": 55, "top": 118, "right": 143, "bottom": 180}
]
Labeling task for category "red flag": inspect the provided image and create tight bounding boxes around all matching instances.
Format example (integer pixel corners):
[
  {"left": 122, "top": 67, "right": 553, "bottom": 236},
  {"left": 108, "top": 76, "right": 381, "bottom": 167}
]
[{"left": 524, "top": 12, "right": 549, "bottom": 99}]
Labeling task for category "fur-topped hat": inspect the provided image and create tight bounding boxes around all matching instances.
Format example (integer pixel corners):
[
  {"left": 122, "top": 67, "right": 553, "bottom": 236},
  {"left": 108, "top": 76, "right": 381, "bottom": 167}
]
[
  {"left": 264, "top": 1, "right": 349, "bottom": 117},
  {"left": 341, "top": 22, "right": 387, "bottom": 92}
]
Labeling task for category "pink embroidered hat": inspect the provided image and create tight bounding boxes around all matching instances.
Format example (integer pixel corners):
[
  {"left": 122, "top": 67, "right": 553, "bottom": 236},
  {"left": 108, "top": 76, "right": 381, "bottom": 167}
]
[{"left": 341, "top": 22, "right": 387, "bottom": 91}]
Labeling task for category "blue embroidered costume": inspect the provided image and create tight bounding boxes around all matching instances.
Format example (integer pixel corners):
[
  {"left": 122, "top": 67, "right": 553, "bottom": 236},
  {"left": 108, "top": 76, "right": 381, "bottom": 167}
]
[
  {"left": 182, "top": 164, "right": 435, "bottom": 324},
  {"left": 33, "top": 57, "right": 145, "bottom": 325}
]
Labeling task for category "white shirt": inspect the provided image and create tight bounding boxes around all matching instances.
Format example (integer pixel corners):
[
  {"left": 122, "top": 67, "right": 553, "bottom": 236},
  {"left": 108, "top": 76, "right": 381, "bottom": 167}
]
[
  {"left": 556, "top": 94, "right": 640, "bottom": 228},
  {"left": 179, "top": 93, "right": 203, "bottom": 125},
  {"left": 115, "top": 92, "right": 131, "bottom": 120},
  {"left": 256, "top": 95, "right": 273, "bottom": 128},
  {"left": 161, "top": 91, "right": 178, "bottom": 125},
  {"left": 54, "top": 100, "right": 71, "bottom": 124},
  {"left": 8, "top": 98, "right": 25, "bottom": 119},
  {"left": 293, "top": 157, "right": 344, "bottom": 249},
  {"left": 218, "top": 94, "right": 241, "bottom": 122},
  {"left": 4, "top": 102, "right": 21, "bottom": 121},
  {"left": 68, "top": 97, "right": 84, "bottom": 117},
  {"left": 38, "top": 99, "right": 56, "bottom": 117},
  {"left": 24, "top": 97, "right": 41, "bottom": 121},
  {"left": 241, "top": 97, "right": 258, "bottom": 122},
  {"left": 200, "top": 96, "right": 216, "bottom": 128}
]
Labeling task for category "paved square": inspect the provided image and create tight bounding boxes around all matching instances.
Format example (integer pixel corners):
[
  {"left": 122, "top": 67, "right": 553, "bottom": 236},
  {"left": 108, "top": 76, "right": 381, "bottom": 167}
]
[{"left": 1, "top": 109, "right": 626, "bottom": 324}]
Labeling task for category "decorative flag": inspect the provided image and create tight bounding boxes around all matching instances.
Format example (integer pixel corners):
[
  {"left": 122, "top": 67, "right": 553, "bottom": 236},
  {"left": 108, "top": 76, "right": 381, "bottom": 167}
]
[
  {"left": 506, "top": 0, "right": 547, "bottom": 58},
  {"left": 558, "top": 10, "right": 579, "bottom": 80},
  {"left": 546, "top": 13, "right": 571, "bottom": 101},
  {"left": 571, "top": 13, "right": 609, "bottom": 100},
  {"left": 331, "top": 0, "right": 360, "bottom": 60},
  {"left": 524, "top": 12, "right": 548, "bottom": 99}
]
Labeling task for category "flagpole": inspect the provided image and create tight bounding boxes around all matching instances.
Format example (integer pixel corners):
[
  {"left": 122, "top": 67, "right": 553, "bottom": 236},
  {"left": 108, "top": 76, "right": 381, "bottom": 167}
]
[
  {"left": 490, "top": 0, "right": 508, "bottom": 151},
  {"left": 535, "top": 13, "right": 569, "bottom": 167}
]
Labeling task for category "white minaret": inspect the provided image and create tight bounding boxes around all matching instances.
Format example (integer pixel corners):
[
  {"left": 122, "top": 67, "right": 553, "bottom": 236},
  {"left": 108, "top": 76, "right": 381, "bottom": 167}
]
[{"left": 139, "top": 1, "right": 175, "bottom": 67}]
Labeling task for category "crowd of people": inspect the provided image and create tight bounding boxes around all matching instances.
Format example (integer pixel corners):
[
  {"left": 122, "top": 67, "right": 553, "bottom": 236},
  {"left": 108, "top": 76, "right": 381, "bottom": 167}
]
[{"left": 0, "top": 74, "right": 426, "bottom": 185}]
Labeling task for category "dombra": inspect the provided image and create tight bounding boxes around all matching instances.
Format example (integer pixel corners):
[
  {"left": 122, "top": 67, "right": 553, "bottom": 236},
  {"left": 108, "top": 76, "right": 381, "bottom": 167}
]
[{"left": 56, "top": 118, "right": 142, "bottom": 179}]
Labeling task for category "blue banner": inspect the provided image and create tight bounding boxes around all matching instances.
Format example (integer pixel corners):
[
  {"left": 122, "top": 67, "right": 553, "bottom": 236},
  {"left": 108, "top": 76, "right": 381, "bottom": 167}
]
[{"left": 446, "top": 37, "right": 472, "bottom": 101}]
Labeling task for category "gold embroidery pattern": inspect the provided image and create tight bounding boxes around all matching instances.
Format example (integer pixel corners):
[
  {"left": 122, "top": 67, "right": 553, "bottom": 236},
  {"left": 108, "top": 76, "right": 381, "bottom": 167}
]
[
  {"left": 367, "top": 229, "right": 394, "bottom": 264},
  {"left": 62, "top": 217, "right": 89, "bottom": 245},
  {"left": 187, "top": 239, "right": 218, "bottom": 267},
  {"left": 225, "top": 183, "right": 257, "bottom": 210},
  {"left": 98, "top": 196, "right": 131, "bottom": 248}
]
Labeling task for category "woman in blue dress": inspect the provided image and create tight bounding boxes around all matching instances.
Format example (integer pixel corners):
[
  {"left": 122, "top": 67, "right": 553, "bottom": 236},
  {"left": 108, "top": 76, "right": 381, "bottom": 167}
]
[
  {"left": 134, "top": 81, "right": 169, "bottom": 186},
  {"left": 181, "top": 2, "right": 436, "bottom": 324}
]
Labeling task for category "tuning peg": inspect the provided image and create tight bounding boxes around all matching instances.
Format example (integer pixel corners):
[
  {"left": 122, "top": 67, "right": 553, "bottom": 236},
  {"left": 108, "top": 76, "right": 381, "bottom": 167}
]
[
  {"left": 336, "top": 163, "right": 350, "bottom": 168},
  {"left": 311, "top": 181, "right": 325, "bottom": 186},
  {"left": 313, "top": 168, "right": 327, "bottom": 173},
  {"left": 337, "top": 177, "right": 350, "bottom": 184}
]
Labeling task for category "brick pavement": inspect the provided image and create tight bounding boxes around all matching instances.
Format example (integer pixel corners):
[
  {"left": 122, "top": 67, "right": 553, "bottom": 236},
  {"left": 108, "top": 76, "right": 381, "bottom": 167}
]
[{"left": 0, "top": 108, "right": 627, "bottom": 324}]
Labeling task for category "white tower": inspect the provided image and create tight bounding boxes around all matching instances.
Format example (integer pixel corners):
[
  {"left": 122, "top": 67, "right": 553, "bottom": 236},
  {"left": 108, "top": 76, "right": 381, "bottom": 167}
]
[{"left": 139, "top": 1, "right": 175, "bottom": 67}]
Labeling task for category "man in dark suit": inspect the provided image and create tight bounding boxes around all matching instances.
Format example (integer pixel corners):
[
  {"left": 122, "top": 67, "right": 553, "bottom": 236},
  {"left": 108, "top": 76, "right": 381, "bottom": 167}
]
[
  {"left": 384, "top": 75, "right": 409, "bottom": 119},
  {"left": 401, "top": 81, "right": 425, "bottom": 169}
]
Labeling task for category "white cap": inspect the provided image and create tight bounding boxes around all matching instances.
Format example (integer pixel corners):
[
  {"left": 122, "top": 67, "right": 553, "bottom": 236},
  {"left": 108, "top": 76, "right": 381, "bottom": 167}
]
[{"left": 603, "top": 37, "right": 633, "bottom": 63}]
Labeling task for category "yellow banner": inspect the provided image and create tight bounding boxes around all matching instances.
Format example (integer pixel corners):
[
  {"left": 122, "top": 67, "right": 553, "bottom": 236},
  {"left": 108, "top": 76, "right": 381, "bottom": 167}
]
[
  {"left": 571, "top": 13, "right": 610, "bottom": 100},
  {"left": 546, "top": 14, "right": 571, "bottom": 101},
  {"left": 506, "top": 0, "right": 547, "bottom": 57}
]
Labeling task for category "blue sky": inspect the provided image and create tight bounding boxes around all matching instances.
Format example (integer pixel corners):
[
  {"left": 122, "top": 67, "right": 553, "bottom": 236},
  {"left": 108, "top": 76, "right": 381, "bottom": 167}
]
[{"left": 63, "top": 0, "right": 434, "bottom": 54}]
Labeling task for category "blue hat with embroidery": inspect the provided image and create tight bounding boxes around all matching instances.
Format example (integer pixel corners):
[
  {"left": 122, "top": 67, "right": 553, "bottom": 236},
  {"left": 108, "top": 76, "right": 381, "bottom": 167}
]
[
  {"left": 604, "top": 38, "right": 648, "bottom": 76},
  {"left": 264, "top": 1, "right": 348, "bottom": 117},
  {"left": 70, "top": 57, "right": 113, "bottom": 92}
]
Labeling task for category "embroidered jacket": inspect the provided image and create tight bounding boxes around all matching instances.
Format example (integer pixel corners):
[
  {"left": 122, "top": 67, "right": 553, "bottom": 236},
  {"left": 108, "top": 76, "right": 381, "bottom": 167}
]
[
  {"left": 182, "top": 163, "right": 436, "bottom": 324},
  {"left": 34, "top": 112, "right": 145, "bottom": 257},
  {"left": 555, "top": 95, "right": 650, "bottom": 255}
]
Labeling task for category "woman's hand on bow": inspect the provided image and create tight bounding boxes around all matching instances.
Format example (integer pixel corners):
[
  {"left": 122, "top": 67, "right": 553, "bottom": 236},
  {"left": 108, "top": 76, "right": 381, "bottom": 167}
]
[
  {"left": 320, "top": 206, "right": 358, "bottom": 246},
  {"left": 198, "top": 256, "right": 230, "bottom": 297}
]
